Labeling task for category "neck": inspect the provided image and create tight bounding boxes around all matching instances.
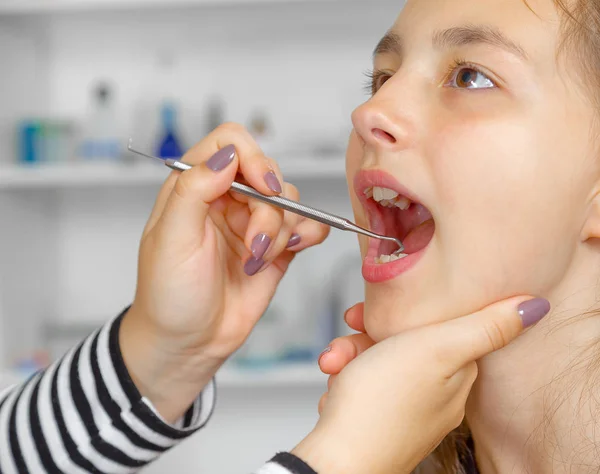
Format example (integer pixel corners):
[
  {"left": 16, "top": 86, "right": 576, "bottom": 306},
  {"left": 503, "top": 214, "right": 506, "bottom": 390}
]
[{"left": 466, "top": 253, "right": 600, "bottom": 474}]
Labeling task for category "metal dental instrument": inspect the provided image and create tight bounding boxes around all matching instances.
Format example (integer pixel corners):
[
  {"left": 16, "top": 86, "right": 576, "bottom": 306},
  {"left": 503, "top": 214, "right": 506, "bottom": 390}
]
[{"left": 127, "top": 139, "right": 405, "bottom": 254}]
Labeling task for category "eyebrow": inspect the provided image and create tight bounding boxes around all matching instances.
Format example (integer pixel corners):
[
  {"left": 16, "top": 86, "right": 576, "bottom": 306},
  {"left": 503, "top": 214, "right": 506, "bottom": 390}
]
[
  {"left": 373, "top": 31, "right": 403, "bottom": 58},
  {"left": 373, "top": 25, "right": 529, "bottom": 61},
  {"left": 433, "top": 25, "right": 529, "bottom": 60}
]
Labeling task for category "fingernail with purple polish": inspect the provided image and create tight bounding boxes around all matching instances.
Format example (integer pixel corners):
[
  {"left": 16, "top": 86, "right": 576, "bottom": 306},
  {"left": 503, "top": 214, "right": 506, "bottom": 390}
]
[
  {"left": 318, "top": 346, "right": 332, "bottom": 363},
  {"left": 286, "top": 233, "right": 301, "bottom": 248},
  {"left": 264, "top": 171, "right": 283, "bottom": 194},
  {"left": 251, "top": 234, "right": 271, "bottom": 259},
  {"left": 244, "top": 256, "right": 265, "bottom": 276},
  {"left": 518, "top": 298, "right": 551, "bottom": 328},
  {"left": 206, "top": 145, "right": 236, "bottom": 171}
]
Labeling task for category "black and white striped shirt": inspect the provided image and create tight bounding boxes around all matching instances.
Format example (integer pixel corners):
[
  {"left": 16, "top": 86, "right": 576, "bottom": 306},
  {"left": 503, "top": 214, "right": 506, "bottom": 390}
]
[{"left": 0, "top": 310, "right": 317, "bottom": 474}]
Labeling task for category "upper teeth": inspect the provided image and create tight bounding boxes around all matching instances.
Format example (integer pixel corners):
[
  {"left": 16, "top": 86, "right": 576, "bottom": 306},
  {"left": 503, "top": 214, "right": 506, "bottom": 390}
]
[
  {"left": 364, "top": 186, "right": 411, "bottom": 210},
  {"left": 373, "top": 186, "right": 398, "bottom": 201}
]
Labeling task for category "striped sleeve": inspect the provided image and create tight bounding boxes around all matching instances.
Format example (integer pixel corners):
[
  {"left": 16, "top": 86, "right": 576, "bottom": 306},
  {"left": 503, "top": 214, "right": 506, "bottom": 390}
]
[
  {"left": 254, "top": 453, "right": 318, "bottom": 474},
  {"left": 0, "top": 309, "right": 215, "bottom": 474}
]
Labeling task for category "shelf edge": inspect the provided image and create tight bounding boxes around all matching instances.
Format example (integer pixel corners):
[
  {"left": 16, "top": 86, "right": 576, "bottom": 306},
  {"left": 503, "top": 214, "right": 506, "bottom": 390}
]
[{"left": 0, "top": 160, "right": 346, "bottom": 189}]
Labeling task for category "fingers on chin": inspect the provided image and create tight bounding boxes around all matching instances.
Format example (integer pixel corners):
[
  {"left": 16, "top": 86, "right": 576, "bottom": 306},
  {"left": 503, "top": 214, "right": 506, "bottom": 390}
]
[{"left": 318, "top": 392, "right": 327, "bottom": 415}]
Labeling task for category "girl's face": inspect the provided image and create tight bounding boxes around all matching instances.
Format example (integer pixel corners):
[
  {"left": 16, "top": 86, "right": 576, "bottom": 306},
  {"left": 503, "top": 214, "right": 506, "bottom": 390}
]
[{"left": 346, "top": 0, "right": 600, "bottom": 342}]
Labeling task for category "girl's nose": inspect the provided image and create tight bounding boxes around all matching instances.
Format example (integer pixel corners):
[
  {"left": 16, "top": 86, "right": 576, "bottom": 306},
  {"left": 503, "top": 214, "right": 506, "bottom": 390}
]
[{"left": 351, "top": 94, "right": 416, "bottom": 152}]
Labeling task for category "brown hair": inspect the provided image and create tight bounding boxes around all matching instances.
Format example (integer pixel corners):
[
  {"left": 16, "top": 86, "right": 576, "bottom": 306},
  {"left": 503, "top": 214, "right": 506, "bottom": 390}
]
[
  {"left": 420, "top": 1, "right": 600, "bottom": 472},
  {"left": 553, "top": 0, "right": 600, "bottom": 110}
]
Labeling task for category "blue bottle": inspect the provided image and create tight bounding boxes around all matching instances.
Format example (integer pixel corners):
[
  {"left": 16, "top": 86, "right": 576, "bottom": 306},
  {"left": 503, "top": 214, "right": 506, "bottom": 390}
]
[
  {"left": 156, "top": 102, "right": 184, "bottom": 159},
  {"left": 19, "top": 120, "right": 41, "bottom": 164}
]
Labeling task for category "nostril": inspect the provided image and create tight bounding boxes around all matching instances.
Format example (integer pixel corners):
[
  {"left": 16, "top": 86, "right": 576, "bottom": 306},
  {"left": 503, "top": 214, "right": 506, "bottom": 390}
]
[{"left": 372, "top": 128, "right": 396, "bottom": 144}]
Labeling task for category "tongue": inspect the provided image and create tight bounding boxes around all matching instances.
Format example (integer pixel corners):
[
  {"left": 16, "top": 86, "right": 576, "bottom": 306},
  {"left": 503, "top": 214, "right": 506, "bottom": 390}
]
[{"left": 403, "top": 219, "right": 434, "bottom": 254}]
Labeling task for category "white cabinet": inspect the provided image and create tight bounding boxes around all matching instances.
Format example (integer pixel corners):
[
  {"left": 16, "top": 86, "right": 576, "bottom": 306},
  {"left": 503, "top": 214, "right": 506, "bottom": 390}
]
[{"left": 0, "top": 0, "right": 400, "bottom": 471}]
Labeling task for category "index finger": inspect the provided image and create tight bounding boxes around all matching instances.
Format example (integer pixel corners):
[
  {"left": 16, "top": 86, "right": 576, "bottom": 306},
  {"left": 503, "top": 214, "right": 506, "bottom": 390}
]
[
  {"left": 428, "top": 296, "right": 550, "bottom": 375},
  {"left": 182, "top": 122, "right": 284, "bottom": 196}
]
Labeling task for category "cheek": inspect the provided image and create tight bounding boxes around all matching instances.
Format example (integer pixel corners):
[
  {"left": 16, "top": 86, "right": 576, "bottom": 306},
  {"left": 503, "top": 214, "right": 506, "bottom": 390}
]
[{"left": 431, "top": 117, "right": 581, "bottom": 297}]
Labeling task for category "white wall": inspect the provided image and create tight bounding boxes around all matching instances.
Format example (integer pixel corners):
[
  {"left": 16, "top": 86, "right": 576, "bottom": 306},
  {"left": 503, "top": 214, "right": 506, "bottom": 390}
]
[{"left": 0, "top": 1, "right": 405, "bottom": 471}]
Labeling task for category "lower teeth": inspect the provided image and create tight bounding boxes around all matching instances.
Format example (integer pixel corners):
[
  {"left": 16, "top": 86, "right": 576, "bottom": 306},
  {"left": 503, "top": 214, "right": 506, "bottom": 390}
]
[{"left": 375, "top": 253, "right": 408, "bottom": 264}]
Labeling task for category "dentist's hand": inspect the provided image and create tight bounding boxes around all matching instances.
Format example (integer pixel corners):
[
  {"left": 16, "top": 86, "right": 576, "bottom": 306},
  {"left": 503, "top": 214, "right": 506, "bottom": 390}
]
[
  {"left": 119, "top": 123, "right": 329, "bottom": 422},
  {"left": 292, "top": 297, "right": 550, "bottom": 474}
]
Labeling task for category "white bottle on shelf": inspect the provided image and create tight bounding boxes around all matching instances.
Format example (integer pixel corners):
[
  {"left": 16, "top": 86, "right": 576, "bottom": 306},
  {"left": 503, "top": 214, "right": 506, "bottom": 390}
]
[{"left": 79, "top": 82, "right": 121, "bottom": 161}]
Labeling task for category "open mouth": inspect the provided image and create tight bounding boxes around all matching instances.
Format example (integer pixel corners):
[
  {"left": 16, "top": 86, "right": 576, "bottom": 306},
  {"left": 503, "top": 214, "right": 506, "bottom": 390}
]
[
  {"left": 355, "top": 170, "right": 435, "bottom": 281},
  {"left": 364, "top": 185, "right": 435, "bottom": 261}
]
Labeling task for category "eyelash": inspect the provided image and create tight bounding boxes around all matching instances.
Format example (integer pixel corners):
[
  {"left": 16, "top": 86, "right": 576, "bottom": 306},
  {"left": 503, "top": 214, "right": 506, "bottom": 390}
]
[
  {"left": 363, "top": 69, "right": 390, "bottom": 96},
  {"left": 363, "top": 59, "right": 497, "bottom": 96}
]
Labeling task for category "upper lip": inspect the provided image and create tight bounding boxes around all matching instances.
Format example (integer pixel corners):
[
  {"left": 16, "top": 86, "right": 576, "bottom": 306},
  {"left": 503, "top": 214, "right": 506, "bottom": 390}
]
[{"left": 354, "top": 169, "right": 423, "bottom": 207}]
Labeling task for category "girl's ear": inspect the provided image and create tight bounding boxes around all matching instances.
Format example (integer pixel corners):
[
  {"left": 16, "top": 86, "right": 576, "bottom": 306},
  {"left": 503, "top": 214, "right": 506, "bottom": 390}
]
[{"left": 581, "top": 186, "right": 600, "bottom": 241}]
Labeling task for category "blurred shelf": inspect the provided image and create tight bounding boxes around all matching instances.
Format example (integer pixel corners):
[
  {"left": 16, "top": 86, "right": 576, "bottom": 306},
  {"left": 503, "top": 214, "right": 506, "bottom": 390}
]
[
  {"left": 217, "top": 363, "right": 327, "bottom": 388},
  {"left": 0, "top": 0, "right": 345, "bottom": 15},
  {"left": 0, "top": 162, "right": 168, "bottom": 189},
  {"left": 29, "top": 322, "right": 329, "bottom": 389},
  {"left": 0, "top": 363, "right": 327, "bottom": 392},
  {"left": 0, "top": 157, "right": 345, "bottom": 189}
]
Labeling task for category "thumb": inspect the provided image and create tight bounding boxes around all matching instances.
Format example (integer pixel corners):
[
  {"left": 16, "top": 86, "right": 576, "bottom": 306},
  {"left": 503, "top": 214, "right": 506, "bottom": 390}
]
[
  {"left": 433, "top": 296, "right": 551, "bottom": 373},
  {"left": 159, "top": 145, "right": 238, "bottom": 242},
  {"left": 344, "top": 302, "right": 366, "bottom": 333}
]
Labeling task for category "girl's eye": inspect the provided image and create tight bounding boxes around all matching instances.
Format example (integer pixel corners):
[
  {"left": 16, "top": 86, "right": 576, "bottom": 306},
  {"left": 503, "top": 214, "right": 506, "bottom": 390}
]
[
  {"left": 364, "top": 69, "right": 392, "bottom": 96},
  {"left": 446, "top": 65, "right": 495, "bottom": 89}
]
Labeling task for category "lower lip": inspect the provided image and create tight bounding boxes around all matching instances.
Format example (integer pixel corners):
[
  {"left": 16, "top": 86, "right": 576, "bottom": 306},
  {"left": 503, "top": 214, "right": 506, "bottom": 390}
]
[{"left": 362, "top": 240, "right": 427, "bottom": 283}]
